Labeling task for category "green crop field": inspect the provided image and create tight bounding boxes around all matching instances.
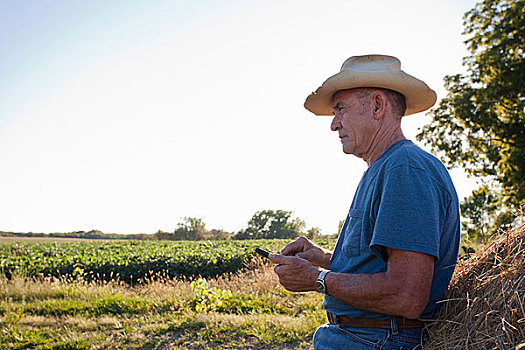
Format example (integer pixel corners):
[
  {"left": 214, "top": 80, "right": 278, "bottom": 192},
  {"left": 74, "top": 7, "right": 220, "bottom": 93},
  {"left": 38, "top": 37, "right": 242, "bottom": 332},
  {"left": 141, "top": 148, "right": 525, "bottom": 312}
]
[
  {"left": 0, "top": 239, "right": 335, "bottom": 283},
  {"left": 0, "top": 239, "right": 285, "bottom": 283},
  {"left": 0, "top": 237, "right": 337, "bottom": 349}
]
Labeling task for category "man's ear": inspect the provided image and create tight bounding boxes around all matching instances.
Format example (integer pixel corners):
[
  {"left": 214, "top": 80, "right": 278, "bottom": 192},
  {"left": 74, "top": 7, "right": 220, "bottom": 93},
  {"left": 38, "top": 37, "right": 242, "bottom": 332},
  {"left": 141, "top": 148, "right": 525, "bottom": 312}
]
[{"left": 372, "top": 92, "right": 387, "bottom": 119}]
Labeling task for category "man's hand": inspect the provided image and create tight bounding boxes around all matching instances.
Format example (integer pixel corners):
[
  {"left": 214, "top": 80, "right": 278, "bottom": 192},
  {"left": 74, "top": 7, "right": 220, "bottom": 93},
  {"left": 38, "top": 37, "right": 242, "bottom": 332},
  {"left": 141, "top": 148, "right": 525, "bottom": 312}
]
[
  {"left": 268, "top": 254, "right": 320, "bottom": 292},
  {"left": 280, "top": 237, "right": 332, "bottom": 269}
]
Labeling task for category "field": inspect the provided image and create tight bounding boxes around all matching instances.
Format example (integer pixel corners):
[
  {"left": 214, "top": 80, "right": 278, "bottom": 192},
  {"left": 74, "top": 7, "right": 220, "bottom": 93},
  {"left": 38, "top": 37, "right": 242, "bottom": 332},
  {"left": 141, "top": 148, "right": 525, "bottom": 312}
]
[{"left": 0, "top": 238, "right": 334, "bottom": 349}]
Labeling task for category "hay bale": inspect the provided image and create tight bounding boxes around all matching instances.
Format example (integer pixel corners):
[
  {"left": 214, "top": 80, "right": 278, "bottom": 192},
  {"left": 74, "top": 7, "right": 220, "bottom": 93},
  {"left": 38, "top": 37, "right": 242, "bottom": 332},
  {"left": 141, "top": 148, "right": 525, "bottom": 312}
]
[{"left": 425, "top": 224, "right": 525, "bottom": 350}]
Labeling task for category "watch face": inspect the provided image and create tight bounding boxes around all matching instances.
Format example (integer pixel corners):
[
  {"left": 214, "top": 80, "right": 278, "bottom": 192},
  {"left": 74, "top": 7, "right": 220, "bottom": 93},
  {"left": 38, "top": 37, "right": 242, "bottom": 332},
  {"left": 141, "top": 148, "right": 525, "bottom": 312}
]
[{"left": 315, "top": 281, "right": 325, "bottom": 294}]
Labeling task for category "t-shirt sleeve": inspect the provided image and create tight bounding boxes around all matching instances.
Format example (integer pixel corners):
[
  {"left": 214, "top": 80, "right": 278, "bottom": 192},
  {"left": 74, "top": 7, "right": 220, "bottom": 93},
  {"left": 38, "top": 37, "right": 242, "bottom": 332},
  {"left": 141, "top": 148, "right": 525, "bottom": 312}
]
[{"left": 370, "top": 164, "right": 442, "bottom": 262}]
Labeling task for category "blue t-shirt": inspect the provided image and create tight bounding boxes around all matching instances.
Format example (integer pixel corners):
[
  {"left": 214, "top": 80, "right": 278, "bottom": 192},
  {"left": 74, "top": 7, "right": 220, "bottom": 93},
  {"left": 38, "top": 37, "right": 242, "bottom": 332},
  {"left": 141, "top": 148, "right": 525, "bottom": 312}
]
[{"left": 324, "top": 139, "right": 460, "bottom": 320}]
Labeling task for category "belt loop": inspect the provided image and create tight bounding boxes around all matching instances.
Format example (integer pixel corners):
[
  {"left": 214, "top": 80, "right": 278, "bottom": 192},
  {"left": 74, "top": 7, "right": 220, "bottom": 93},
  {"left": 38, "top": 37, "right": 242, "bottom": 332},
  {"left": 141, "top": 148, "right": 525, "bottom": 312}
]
[{"left": 390, "top": 317, "right": 398, "bottom": 335}]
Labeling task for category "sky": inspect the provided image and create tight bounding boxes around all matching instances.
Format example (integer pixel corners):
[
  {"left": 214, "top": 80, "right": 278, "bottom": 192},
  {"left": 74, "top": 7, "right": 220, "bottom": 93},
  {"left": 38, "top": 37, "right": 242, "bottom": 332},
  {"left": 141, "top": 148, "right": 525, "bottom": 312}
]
[{"left": 0, "top": 0, "right": 480, "bottom": 236}]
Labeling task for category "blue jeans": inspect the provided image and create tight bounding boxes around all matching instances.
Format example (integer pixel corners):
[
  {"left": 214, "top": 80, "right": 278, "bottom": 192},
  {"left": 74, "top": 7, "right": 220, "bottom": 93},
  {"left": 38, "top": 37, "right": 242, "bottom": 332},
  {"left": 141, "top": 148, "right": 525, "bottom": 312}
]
[{"left": 313, "top": 323, "right": 426, "bottom": 350}]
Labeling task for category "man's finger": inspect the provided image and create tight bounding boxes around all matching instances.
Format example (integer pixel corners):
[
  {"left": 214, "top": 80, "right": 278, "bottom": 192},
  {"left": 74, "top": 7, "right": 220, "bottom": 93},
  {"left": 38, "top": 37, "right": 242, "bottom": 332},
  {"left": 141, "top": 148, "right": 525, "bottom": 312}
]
[
  {"left": 280, "top": 244, "right": 299, "bottom": 256},
  {"left": 296, "top": 251, "right": 308, "bottom": 259},
  {"left": 269, "top": 253, "right": 296, "bottom": 265},
  {"left": 268, "top": 253, "right": 284, "bottom": 264},
  {"left": 281, "top": 238, "right": 306, "bottom": 256}
]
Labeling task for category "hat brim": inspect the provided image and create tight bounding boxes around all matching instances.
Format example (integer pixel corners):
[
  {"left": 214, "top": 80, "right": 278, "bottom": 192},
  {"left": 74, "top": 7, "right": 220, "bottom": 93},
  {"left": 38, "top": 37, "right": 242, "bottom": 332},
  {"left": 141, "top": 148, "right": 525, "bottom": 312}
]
[{"left": 304, "top": 69, "right": 437, "bottom": 116}]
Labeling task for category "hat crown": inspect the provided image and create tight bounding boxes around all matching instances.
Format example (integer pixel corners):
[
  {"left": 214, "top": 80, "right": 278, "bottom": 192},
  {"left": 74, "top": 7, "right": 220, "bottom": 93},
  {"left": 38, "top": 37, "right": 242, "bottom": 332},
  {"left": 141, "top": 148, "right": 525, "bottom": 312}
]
[
  {"left": 340, "top": 55, "right": 401, "bottom": 72},
  {"left": 304, "top": 54, "right": 437, "bottom": 116}
]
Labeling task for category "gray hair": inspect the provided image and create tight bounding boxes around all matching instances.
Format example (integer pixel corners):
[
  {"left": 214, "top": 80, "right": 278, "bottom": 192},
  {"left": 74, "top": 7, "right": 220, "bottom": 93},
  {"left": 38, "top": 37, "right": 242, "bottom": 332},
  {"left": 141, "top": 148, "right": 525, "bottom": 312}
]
[{"left": 354, "top": 88, "right": 407, "bottom": 117}]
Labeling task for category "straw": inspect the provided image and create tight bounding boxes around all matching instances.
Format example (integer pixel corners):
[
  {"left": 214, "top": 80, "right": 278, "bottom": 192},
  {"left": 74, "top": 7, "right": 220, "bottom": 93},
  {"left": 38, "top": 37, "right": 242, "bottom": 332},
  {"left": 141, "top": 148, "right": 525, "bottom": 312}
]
[{"left": 424, "top": 224, "right": 525, "bottom": 350}]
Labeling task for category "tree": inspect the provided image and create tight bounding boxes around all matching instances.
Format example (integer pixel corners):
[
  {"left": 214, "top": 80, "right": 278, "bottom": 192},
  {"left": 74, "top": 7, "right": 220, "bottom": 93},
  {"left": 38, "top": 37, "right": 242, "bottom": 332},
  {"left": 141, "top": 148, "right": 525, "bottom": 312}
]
[
  {"left": 460, "top": 185, "right": 498, "bottom": 241},
  {"left": 235, "top": 209, "right": 305, "bottom": 239},
  {"left": 173, "top": 217, "right": 207, "bottom": 240},
  {"left": 416, "top": 0, "right": 524, "bottom": 211},
  {"left": 306, "top": 227, "right": 322, "bottom": 240},
  {"left": 461, "top": 184, "right": 515, "bottom": 241},
  {"left": 154, "top": 230, "right": 174, "bottom": 240},
  {"left": 207, "top": 229, "right": 231, "bottom": 240}
]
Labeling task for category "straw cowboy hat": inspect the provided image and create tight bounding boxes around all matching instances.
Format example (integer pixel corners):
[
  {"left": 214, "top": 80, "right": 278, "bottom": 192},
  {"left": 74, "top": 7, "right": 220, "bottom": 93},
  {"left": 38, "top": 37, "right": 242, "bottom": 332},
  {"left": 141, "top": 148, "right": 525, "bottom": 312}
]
[{"left": 304, "top": 54, "right": 437, "bottom": 116}]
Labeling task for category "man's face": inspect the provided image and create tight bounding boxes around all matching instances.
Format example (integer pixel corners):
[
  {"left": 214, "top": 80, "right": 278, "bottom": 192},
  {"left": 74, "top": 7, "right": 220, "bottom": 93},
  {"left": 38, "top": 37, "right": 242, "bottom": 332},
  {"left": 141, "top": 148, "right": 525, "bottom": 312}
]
[{"left": 330, "top": 89, "right": 377, "bottom": 158}]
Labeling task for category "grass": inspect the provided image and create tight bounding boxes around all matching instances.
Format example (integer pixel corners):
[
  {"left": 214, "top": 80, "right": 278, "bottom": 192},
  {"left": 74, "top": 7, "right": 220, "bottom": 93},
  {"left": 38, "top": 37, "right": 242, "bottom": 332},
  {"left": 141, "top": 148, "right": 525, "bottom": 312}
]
[{"left": 0, "top": 261, "right": 324, "bottom": 349}]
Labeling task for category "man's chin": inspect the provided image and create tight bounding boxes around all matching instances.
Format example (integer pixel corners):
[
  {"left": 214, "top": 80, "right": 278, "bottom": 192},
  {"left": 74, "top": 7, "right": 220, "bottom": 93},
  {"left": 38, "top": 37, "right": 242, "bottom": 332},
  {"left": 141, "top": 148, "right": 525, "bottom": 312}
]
[{"left": 342, "top": 146, "right": 353, "bottom": 155}]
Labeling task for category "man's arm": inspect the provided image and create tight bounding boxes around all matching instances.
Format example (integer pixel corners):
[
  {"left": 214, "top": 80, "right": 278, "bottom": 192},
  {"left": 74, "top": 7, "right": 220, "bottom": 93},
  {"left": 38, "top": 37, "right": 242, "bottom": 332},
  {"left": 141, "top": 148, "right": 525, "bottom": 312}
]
[{"left": 270, "top": 247, "right": 434, "bottom": 319}]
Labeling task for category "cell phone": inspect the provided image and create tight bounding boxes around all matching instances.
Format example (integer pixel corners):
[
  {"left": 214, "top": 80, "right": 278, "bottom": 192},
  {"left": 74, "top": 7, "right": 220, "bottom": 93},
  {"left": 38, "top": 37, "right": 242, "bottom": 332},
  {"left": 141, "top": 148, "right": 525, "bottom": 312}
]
[{"left": 255, "top": 247, "right": 271, "bottom": 259}]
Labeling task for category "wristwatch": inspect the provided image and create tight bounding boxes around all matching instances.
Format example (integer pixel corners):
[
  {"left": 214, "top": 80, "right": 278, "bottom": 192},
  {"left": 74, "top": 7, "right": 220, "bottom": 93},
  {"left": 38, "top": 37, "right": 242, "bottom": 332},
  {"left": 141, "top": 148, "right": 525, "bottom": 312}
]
[{"left": 315, "top": 269, "right": 330, "bottom": 294}]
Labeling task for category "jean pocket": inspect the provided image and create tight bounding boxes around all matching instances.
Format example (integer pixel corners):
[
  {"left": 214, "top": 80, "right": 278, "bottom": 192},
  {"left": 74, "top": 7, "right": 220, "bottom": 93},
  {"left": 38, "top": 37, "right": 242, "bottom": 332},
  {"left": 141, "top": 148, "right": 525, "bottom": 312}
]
[
  {"left": 342, "top": 209, "right": 365, "bottom": 257},
  {"left": 337, "top": 325, "right": 383, "bottom": 349},
  {"left": 390, "top": 330, "right": 425, "bottom": 349}
]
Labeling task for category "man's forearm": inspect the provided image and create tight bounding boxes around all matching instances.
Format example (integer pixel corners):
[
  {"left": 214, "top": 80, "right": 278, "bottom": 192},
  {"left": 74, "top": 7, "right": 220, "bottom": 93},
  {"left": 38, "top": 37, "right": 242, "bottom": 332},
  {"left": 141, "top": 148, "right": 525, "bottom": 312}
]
[
  {"left": 272, "top": 245, "right": 434, "bottom": 319},
  {"left": 323, "top": 249, "right": 434, "bottom": 319},
  {"left": 324, "top": 271, "right": 422, "bottom": 318}
]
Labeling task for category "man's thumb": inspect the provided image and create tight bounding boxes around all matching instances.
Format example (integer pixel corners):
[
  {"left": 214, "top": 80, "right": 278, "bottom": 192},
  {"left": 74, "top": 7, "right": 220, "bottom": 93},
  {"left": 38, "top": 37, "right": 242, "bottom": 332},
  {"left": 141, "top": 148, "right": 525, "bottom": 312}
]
[{"left": 268, "top": 253, "right": 290, "bottom": 265}]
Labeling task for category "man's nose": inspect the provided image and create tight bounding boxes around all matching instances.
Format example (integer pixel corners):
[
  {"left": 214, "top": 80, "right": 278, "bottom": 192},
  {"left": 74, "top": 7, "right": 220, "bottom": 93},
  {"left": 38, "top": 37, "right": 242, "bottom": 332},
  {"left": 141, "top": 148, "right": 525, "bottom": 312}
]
[{"left": 331, "top": 114, "right": 341, "bottom": 131}]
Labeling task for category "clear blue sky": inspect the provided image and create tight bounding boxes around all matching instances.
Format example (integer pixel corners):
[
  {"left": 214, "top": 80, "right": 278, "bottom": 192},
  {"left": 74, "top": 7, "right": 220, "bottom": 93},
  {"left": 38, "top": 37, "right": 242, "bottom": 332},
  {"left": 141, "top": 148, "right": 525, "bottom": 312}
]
[{"left": 0, "top": 0, "right": 479, "bottom": 235}]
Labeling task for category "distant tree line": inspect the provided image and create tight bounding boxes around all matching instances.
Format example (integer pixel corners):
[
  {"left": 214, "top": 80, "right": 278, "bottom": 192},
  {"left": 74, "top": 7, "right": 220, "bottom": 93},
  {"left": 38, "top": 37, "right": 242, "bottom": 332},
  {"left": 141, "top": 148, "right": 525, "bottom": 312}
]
[
  {"left": 0, "top": 229, "right": 154, "bottom": 241},
  {"left": 0, "top": 209, "right": 327, "bottom": 241}
]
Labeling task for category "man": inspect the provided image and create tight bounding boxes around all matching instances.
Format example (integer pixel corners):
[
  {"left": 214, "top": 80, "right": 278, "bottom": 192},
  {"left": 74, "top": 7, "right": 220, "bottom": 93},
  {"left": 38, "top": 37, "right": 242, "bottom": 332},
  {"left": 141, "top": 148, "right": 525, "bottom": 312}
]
[{"left": 269, "top": 55, "right": 460, "bottom": 349}]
